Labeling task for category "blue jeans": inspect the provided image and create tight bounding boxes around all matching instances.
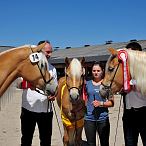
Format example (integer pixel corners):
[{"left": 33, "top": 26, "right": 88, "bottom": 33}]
[
  {"left": 84, "top": 119, "right": 110, "bottom": 146},
  {"left": 123, "top": 107, "right": 146, "bottom": 146}
]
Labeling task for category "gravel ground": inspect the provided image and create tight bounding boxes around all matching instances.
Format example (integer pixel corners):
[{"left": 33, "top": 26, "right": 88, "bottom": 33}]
[{"left": 0, "top": 90, "right": 143, "bottom": 146}]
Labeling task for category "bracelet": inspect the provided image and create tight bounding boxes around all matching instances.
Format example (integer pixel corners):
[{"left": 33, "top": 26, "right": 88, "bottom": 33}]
[{"left": 100, "top": 101, "right": 104, "bottom": 107}]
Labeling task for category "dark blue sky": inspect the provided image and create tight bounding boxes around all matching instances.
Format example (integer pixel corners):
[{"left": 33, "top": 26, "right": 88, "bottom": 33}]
[{"left": 0, "top": 0, "right": 146, "bottom": 48}]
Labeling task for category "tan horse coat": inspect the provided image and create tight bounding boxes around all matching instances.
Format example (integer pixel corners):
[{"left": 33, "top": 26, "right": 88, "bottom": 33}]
[
  {"left": 0, "top": 43, "right": 57, "bottom": 97},
  {"left": 56, "top": 58, "right": 86, "bottom": 146}
]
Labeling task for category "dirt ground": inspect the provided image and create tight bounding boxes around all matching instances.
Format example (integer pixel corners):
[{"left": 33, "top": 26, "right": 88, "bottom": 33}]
[{"left": 0, "top": 89, "right": 143, "bottom": 146}]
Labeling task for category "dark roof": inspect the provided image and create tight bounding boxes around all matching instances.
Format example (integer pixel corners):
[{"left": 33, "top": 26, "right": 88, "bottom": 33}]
[
  {"left": 0, "top": 46, "right": 14, "bottom": 52},
  {"left": 50, "top": 40, "right": 146, "bottom": 64}
]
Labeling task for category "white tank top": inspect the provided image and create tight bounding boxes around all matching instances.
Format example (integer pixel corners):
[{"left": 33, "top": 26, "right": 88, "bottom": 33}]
[{"left": 22, "top": 63, "right": 57, "bottom": 113}]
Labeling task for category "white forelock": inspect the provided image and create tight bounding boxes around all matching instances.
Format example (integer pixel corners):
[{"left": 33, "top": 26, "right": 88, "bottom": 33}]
[{"left": 70, "top": 58, "right": 82, "bottom": 77}]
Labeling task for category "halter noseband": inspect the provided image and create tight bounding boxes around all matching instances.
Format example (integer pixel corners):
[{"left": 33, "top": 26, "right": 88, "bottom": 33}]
[{"left": 65, "top": 72, "right": 85, "bottom": 101}]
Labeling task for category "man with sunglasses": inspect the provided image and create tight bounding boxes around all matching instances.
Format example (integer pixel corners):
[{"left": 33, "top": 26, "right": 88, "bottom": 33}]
[{"left": 20, "top": 40, "right": 57, "bottom": 146}]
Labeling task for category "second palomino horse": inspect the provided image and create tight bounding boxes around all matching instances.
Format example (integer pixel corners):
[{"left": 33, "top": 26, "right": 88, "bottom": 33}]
[{"left": 56, "top": 57, "right": 86, "bottom": 146}]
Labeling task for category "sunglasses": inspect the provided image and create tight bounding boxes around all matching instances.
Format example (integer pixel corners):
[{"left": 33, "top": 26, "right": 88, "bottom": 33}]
[{"left": 45, "top": 51, "right": 52, "bottom": 54}]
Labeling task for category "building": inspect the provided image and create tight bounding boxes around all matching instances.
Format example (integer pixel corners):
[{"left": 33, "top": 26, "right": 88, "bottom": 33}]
[
  {"left": 1, "top": 40, "right": 146, "bottom": 79},
  {"left": 50, "top": 40, "right": 146, "bottom": 78}
]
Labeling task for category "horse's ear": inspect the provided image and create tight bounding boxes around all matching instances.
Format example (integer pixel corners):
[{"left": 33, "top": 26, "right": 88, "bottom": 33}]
[
  {"left": 80, "top": 57, "right": 85, "bottom": 66},
  {"left": 80, "top": 57, "right": 85, "bottom": 75},
  {"left": 65, "top": 57, "right": 70, "bottom": 67},
  {"left": 108, "top": 48, "right": 118, "bottom": 55},
  {"left": 33, "top": 42, "right": 46, "bottom": 52}
]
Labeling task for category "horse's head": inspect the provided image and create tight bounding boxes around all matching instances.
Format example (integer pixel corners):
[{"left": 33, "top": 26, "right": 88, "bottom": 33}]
[
  {"left": 18, "top": 43, "right": 57, "bottom": 96},
  {"left": 65, "top": 57, "right": 85, "bottom": 102},
  {"left": 100, "top": 48, "right": 124, "bottom": 98}
]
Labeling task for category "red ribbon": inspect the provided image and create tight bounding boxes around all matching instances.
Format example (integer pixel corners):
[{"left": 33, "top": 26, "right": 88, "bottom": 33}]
[{"left": 118, "top": 50, "right": 131, "bottom": 92}]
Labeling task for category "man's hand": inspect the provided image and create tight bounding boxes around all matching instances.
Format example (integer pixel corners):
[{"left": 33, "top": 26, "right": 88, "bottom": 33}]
[{"left": 48, "top": 95, "right": 55, "bottom": 101}]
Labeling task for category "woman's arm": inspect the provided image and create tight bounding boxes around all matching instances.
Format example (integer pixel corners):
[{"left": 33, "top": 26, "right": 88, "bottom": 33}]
[{"left": 92, "top": 96, "right": 114, "bottom": 107}]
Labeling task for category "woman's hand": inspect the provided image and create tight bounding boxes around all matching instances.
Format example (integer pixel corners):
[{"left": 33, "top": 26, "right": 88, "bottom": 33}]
[{"left": 92, "top": 100, "right": 101, "bottom": 107}]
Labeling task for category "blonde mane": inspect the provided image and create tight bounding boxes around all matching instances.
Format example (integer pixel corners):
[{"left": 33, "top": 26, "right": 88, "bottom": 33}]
[
  {"left": 127, "top": 50, "right": 146, "bottom": 95},
  {"left": 38, "top": 53, "right": 49, "bottom": 71}
]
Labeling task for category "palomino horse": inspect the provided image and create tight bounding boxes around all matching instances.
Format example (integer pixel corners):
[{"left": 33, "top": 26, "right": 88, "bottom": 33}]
[
  {"left": 56, "top": 57, "right": 86, "bottom": 146},
  {"left": 0, "top": 43, "right": 57, "bottom": 107},
  {"left": 100, "top": 48, "right": 146, "bottom": 98}
]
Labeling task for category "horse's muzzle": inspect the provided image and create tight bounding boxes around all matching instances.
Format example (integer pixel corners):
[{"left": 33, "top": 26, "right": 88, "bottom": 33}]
[
  {"left": 69, "top": 88, "right": 80, "bottom": 101},
  {"left": 45, "top": 82, "right": 58, "bottom": 96},
  {"left": 99, "top": 84, "right": 112, "bottom": 98}
]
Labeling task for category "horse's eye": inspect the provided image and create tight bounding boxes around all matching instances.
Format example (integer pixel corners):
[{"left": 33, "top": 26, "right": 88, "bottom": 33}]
[
  {"left": 41, "top": 63, "right": 44, "bottom": 68},
  {"left": 66, "top": 74, "right": 68, "bottom": 77},
  {"left": 108, "top": 67, "right": 114, "bottom": 72}
]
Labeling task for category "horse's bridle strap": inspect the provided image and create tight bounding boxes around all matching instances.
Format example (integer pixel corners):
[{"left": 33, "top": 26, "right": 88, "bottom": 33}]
[
  {"left": 29, "top": 46, "right": 52, "bottom": 84},
  {"left": 101, "top": 60, "right": 121, "bottom": 98}
]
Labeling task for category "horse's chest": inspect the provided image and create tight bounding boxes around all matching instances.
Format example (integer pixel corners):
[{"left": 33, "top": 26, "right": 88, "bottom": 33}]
[
  {"left": 63, "top": 101, "right": 85, "bottom": 121},
  {"left": 72, "top": 105, "right": 85, "bottom": 119}
]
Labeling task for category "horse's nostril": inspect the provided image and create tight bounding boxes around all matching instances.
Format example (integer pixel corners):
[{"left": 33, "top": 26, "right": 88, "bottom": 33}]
[
  {"left": 70, "top": 94, "right": 79, "bottom": 101},
  {"left": 75, "top": 96, "right": 79, "bottom": 101}
]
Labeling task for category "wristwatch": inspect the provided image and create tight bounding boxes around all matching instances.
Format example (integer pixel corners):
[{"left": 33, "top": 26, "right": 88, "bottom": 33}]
[{"left": 100, "top": 101, "right": 104, "bottom": 107}]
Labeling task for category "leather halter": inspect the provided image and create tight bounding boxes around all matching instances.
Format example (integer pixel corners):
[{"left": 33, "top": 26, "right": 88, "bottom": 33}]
[
  {"left": 101, "top": 59, "right": 121, "bottom": 97},
  {"left": 30, "top": 46, "right": 54, "bottom": 85},
  {"left": 65, "top": 73, "right": 84, "bottom": 101}
]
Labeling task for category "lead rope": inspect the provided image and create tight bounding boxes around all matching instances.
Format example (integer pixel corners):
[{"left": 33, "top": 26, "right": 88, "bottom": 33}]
[
  {"left": 34, "top": 89, "right": 64, "bottom": 144},
  {"left": 51, "top": 101, "right": 64, "bottom": 141},
  {"left": 113, "top": 94, "right": 122, "bottom": 146}
]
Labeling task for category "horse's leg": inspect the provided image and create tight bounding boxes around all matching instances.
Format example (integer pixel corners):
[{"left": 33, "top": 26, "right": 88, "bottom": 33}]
[
  {"left": 67, "top": 127, "right": 83, "bottom": 146},
  {"left": 75, "top": 127, "right": 83, "bottom": 146},
  {"left": 67, "top": 127, "right": 76, "bottom": 146},
  {"left": 63, "top": 125, "right": 69, "bottom": 146}
]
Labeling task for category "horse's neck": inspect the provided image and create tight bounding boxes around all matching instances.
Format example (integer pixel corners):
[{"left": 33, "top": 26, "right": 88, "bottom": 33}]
[
  {"left": 0, "top": 71, "right": 18, "bottom": 97},
  {"left": 0, "top": 48, "right": 27, "bottom": 96}
]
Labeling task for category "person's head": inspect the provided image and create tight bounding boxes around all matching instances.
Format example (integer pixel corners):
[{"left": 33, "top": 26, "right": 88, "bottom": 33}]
[
  {"left": 126, "top": 42, "right": 142, "bottom": 51},
  {"left": 91, "top": 61, "right": 105, "bottom": 80},
  {"left": 38, "top": 40, "right": 53, "bottom": 59}
]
